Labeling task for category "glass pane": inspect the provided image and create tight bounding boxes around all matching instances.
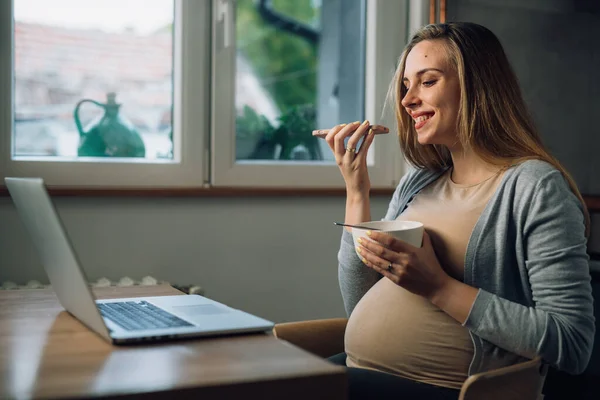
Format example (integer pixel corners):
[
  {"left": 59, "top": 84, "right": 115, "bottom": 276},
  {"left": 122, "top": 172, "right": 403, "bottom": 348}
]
[
  {"left": 235, "top": 0, "right": 365, "bottom": 162},
  {"left": 13, "top": 0, "right": 174, "bottom": 160}
]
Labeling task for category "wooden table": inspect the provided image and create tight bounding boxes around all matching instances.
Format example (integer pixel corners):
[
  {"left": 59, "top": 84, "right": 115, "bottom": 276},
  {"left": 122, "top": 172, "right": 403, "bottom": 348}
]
[{"left": 0, "top": 285, "right": 347, "bottom": 399}]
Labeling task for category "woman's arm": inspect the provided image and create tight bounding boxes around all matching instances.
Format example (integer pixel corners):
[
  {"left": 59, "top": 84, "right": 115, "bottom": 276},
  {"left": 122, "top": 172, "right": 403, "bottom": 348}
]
[
  {"left": 338, "top": 178, "right": 408, "bottom": 316},
  {"left": 344, "top": 194, "right": 371, "bottom": 231},
  {"left": 461, "top": 171, "right": 595, "bottom": 375},
  {"left": 429, "top": 278, "right": 478, "bottom": 324}
]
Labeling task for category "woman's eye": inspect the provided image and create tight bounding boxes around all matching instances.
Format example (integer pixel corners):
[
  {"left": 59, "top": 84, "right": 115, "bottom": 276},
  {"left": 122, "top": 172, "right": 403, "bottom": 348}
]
[{"left": 423, "top": 80, "right": 437, "bottom": 87}]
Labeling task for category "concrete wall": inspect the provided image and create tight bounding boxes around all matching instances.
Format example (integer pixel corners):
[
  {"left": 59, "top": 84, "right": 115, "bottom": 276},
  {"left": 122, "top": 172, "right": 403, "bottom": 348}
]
[
  {"left": 0, "top": 195, "right": 391, "bottom": 323},
  {"left": 445, "top": 0, "right": 600, "bottom": 194}
]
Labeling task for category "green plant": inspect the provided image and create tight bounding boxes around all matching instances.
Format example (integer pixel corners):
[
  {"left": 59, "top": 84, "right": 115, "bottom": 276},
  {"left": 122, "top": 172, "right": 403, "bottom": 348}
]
[{"left": 236, "top": 104, "right": 322, "bottom": 161}]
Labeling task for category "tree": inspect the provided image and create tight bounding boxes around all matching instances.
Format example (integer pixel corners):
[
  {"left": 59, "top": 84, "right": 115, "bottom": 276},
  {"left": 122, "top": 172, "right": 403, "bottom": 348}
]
[
  {"left": 236, "top": 0, "right": 322, "bottom": 160},
  {"left": 236, "top": 0, "right": 319, "bottom": 112}
]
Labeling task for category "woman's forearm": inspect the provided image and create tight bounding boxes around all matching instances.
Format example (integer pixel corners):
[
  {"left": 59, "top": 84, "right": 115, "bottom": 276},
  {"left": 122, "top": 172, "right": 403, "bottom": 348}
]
[
  {"left": 345, "top": 193, "right": 371, "bottom": 232},
  {"left": 429, "top": 277, "right": 479, "bottom": 324}
]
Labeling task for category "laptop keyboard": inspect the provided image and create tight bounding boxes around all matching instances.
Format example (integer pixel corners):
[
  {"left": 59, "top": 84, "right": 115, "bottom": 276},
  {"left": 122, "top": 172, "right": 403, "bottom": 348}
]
[{"left": 97, "top": 300, "right": 194, "bottom": 331}]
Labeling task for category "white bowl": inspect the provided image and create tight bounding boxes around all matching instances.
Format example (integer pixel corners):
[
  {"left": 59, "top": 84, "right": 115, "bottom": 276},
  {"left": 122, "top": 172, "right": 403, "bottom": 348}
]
[{"left": 351, "top": 220, "right": 424, "bottom": 258}]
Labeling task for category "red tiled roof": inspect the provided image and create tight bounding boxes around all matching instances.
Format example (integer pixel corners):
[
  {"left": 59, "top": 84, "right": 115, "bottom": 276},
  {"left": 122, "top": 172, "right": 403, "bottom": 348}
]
[{"left": 15, "top": 22, "right": 172, "bottom": 82}]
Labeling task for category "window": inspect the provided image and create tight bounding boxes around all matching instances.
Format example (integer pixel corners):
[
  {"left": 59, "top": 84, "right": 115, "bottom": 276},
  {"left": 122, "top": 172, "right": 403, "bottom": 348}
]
[
  {"left": 212, "top": 0, "right": 409, "bottom": 187},
  {"left": 13, "top": 0, "right": 174, "bottom": 160},
  {"left": 1, "top": 0, "right": 411, "bottom": 189},
  {"left": 1, "top": 0, "right": 206, "bottom": 187}
]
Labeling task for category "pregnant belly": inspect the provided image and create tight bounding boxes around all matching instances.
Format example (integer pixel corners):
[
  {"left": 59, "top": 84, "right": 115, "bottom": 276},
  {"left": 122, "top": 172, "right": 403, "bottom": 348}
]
[{"left": 344, "top": 278, "right": 473, "bottom": 388}]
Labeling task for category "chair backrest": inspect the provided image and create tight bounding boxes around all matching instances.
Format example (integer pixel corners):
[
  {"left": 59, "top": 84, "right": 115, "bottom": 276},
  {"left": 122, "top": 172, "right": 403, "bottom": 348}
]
[
  {"left": 272, "top": 318, "right": 348, "bottom": 359},
  {"left": 459, "top": 357, "right": 548, "bottom": 400}
]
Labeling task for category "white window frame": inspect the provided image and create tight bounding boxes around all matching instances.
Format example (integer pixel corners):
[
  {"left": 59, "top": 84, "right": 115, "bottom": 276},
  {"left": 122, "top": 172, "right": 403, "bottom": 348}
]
[
  {"left": 211, "top": 0, "right": 410, "bottom": 188},
  {"left": 1, "top": 0, "right": 422, "bottom": 189},
  {"left": 0, "top": 0, "right": 209, "bottom": 188}
]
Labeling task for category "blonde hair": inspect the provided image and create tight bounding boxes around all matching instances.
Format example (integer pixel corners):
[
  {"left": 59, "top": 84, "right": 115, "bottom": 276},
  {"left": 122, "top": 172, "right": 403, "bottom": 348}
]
[{"left": 390, "top": 22, "right": 590, "bottom": 236}]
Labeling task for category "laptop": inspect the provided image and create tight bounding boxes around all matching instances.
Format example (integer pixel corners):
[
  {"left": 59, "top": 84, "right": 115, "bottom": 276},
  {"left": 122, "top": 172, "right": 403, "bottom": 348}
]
[{"left": 5, "top": 177, "right": 274, "bottom": 344}]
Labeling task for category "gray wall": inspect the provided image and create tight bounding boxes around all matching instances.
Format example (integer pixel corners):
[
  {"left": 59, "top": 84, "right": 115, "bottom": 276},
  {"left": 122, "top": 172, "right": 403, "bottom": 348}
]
[
  {"left": 446, "top": 0, "right": 600, "bottom": 194},
  {"left": 0, "top": 195, "right": 390, "bottom": 323}
]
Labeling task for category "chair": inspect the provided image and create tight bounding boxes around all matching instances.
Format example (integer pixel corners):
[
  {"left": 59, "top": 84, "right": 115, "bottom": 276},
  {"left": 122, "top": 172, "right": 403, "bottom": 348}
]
[{"left": 273, "top": 318, "right": 548, "bottom": 400}]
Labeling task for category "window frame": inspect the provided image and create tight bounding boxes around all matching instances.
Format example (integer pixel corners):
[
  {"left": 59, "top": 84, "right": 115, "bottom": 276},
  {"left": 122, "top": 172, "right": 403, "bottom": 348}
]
[
  {"left": 1, "top": 0, "right": 414, "bottom": 190},
  {"left": 0, "top": 0, "right": 209, "bottom": 188},
  {"left": 211, "top": 0, "right": 410, "bottom": 188}
]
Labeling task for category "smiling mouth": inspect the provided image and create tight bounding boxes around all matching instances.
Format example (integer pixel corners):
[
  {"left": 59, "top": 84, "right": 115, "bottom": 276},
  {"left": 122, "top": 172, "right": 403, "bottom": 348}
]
[{"left": 414, "top": 113, "right": 434, "bottom": 129}]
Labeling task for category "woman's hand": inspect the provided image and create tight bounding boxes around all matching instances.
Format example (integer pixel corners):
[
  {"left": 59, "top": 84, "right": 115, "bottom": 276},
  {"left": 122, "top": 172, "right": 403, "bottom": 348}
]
[
  {"left": 356, "top": 230, "right": 452, "bottom": 301},
  {"left": 324, "top": 120, "right": 375, "bottom": 197}
]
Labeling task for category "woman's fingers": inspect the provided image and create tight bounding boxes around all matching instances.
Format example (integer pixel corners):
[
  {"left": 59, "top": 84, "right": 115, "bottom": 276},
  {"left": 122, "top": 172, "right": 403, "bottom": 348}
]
[
  {"left": 326, "top": 122, "right": 355, "bottom": 163},
  {"left": 333, "top": 121, "right": 360, "bottom": 159},
  {"left": 354, "top": 124, "right": 376, "bottom": 162},
  {"left": 356, "top": 238, "right": 407, "bottom": 282},
  {"left": 324, "top": 120, "right": 382, "bottom": 164},
  {"left": 367, "top": 230, "right": 419, "bottom": 254},
  {"left": 356, "top": 236, "right": 403, "bottom": 264},
  {"left": 345, "top": 120, "right": 371, "bottom": 160},
  {"left": 324, "top": 124, "right": 345, "bottom": 152}
]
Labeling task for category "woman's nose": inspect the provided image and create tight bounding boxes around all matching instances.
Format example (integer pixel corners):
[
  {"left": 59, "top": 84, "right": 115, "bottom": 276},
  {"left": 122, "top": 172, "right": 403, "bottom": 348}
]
[{"left": 401, "top": 87, "right": 420, "bottom": 109}]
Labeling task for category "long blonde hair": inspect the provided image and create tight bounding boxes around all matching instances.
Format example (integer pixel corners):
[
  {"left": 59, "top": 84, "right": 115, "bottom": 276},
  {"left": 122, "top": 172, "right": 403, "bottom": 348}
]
[{"left": 390, "top": 22, "right": 590, "bottom": 236}]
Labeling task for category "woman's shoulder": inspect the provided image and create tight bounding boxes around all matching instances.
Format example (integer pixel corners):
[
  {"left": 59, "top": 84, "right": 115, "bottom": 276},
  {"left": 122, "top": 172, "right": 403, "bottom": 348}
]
[
  {"left": 506, "top": 159, "right": 565, "bottom": 191},
  {"left": 504, "top": 159, "right": 578, "bottom": 208},
  {"left": 510, "top": 159, "right": 560, "bottom": 178}
]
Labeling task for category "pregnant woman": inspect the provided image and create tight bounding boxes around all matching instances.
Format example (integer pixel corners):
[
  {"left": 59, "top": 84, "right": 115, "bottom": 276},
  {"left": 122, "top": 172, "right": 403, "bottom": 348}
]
[{"left": 323, "top": 22, "right": 595, "bottom": 400}]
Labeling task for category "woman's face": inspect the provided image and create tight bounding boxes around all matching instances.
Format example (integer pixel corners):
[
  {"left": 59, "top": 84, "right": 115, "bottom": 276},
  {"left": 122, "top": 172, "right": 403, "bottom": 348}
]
[{"left": 401, "top": 40, "right": 461, "bottom": 148}]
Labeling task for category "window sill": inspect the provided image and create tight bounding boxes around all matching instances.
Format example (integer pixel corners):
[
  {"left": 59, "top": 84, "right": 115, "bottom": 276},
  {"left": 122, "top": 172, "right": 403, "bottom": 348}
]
[{"left": 0, "top": 185, "right": 396, "bottom": 198}]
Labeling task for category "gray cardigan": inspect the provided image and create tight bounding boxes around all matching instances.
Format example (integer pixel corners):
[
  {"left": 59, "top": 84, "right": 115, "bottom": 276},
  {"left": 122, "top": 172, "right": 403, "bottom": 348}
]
[{"left": 338, "top": 160, "right": 595, "bottom": 375}]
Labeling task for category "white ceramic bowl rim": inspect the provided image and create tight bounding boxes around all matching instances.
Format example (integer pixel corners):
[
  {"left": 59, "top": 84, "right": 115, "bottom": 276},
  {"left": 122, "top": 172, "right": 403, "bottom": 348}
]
[{"left": 352, "top": 220, "right": 423, "bottom": 231}]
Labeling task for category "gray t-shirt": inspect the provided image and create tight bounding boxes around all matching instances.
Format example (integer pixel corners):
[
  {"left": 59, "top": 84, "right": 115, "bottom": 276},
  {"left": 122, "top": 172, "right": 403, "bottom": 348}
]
[{"left": 337, "top": 159, "right": 595, "bottom": 375}]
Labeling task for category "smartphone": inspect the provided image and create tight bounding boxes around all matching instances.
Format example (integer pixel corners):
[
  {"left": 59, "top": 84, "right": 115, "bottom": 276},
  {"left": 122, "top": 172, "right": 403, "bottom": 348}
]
[{"left": 312, "top": 124, "right": 390, "bottom": 138}]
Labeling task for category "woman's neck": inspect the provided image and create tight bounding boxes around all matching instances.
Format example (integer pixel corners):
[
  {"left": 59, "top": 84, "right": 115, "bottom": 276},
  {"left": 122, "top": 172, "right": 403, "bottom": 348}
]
[{"left": 448, "top": 148, "right": 506, "bottom": 185}]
